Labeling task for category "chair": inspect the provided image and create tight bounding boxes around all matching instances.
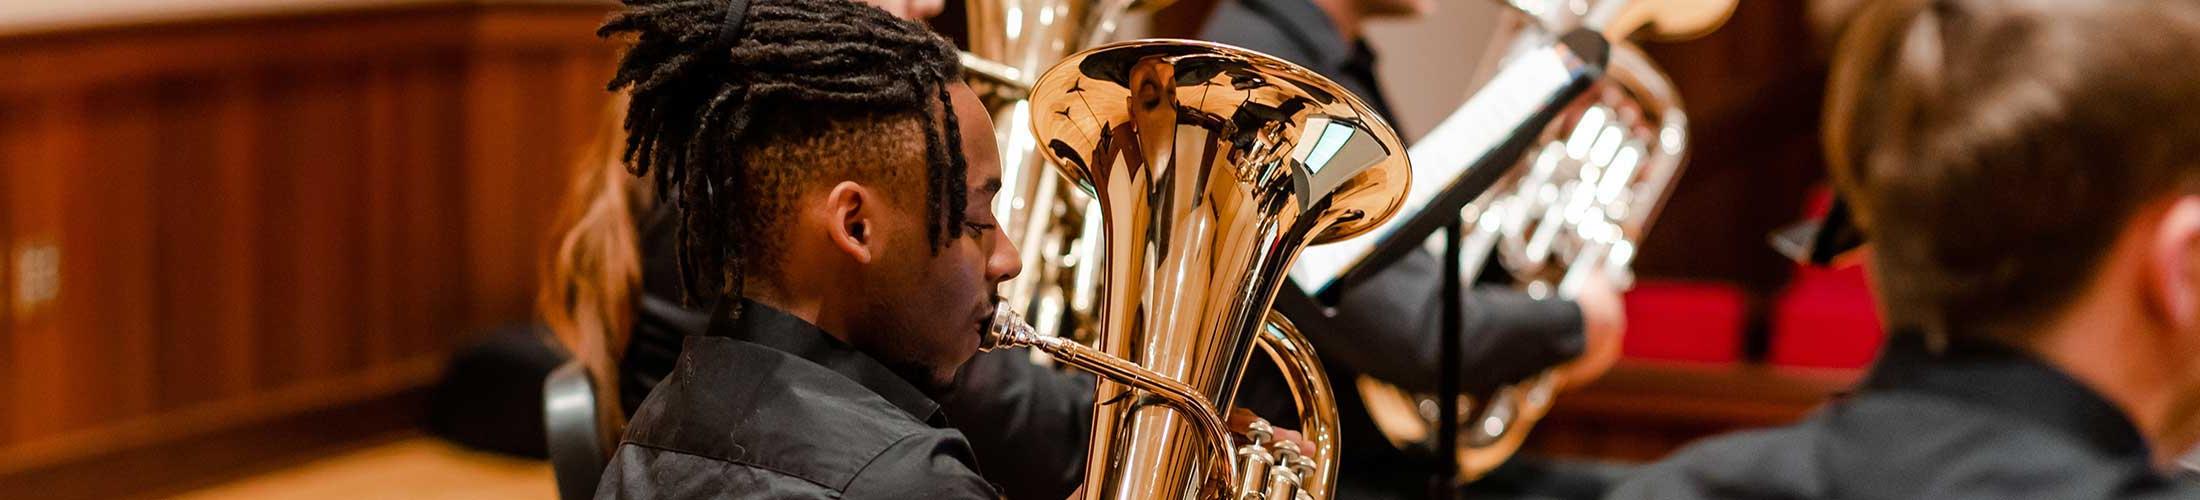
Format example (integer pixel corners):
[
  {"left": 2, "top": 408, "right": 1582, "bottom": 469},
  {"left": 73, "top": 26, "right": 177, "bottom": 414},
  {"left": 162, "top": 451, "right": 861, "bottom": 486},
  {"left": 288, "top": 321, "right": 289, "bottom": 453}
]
[{"left": 544, "top": 360, "right": 608, "bottom": 500}]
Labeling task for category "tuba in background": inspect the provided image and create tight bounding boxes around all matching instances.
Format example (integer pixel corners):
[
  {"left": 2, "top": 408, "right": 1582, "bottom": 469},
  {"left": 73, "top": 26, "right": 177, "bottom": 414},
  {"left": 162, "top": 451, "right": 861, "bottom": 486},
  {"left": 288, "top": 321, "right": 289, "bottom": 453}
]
[
  {"left": 1355, "top": 0, "right": 1732, "bottom": 483},
  {"left": 961, "top": 0, "right": 1172, "bottom": 343},
  {"left": 985, "top": 40, "right": 1410, "bottom": 500}
]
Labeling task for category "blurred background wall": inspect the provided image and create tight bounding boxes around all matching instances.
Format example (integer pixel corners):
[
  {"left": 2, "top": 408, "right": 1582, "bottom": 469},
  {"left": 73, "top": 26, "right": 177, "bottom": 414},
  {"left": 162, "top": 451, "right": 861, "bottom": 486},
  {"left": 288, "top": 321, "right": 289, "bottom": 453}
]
[{"left": 0, "top": 1, "right": 618, "bottom": 496}]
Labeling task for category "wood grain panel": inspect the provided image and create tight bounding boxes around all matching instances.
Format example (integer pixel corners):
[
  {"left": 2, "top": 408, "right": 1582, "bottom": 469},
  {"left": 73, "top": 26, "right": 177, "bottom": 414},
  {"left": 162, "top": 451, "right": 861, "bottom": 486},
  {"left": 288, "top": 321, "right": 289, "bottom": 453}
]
[
  {"left": 394, "top": 56, "right": 474, "bottom": 360},
  {"left": 8, "top": 95, "right": 87, "bottom": 441},
  {"left": 1632, "top": 0, "right": 1828, "bottom": 297},
  {"left": 0, "top": 3, "right": 618, "bottom": 496},
  {"left": 1521, "top": 361, "right": 1858, "bottom": 461}
]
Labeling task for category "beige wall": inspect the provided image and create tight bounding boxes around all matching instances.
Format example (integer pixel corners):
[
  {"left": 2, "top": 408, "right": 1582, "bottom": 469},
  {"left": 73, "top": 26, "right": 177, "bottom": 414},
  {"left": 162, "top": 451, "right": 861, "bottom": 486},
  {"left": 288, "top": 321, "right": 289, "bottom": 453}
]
[{"left": 1364, "top": 0, "right": 1508, "bottom": 141}]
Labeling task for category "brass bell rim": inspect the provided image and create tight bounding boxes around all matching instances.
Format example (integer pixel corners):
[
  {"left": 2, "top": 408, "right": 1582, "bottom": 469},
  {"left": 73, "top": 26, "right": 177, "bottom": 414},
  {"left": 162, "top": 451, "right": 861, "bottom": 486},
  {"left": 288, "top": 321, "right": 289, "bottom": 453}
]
[{"left": 1025, "top": 38, "right": 1413, "bottom": 244}]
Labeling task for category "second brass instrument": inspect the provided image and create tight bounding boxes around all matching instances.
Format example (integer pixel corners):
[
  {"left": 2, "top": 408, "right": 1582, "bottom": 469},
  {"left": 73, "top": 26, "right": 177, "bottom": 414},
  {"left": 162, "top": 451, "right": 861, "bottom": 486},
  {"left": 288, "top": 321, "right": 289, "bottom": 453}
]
[
  {"left": 962, "top": 0, "right": 1171, "bottom": 343},
  {"left": 1355, "top": 0, "right": 1727, "bottom": 481},
  {"left": 985, "top": 39, "right": 1410, "bottom": 500}
]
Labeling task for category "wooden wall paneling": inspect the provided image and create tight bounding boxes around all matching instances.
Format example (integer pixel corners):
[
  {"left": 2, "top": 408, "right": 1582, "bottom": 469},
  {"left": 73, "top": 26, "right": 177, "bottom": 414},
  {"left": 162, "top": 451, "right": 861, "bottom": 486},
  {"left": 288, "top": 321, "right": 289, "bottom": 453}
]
[
  {"left": 362, "top": 60, "right": 403, "bottom": 370},
  {"left": 7, "top": 94, "right": 85, "bottom": 444},
  {"left": 554, "top": 45, "right": 613, "bottom": 173},
  {"left": 0, "top": 98, "right": 12, "bottom": 446},
  {"left": 0, "top": 7, "right": 476, "bottom": 96},
  {"left": 149, "top": 74, "right": 235, "bottom": 411},
  {"left": 255, "top": 68, "right": 314, "bottom": 387},
  {"left": 326, "top": 62, "right": 375, "bottom": 377},
  {"left": 506, "top": 50, "right": 568, "bottom": 317},
  {"left": 393, "top": 54, "right": 472, "bottom": 360},
  {"left": 0, "top": 5, "right": 621, "bottom": 496},
  {"left": 208, "top": 75, "right": 265, "bottom": 397},
  {"left": 460, "top": 50, "right": 529, "bottom": 334},
  {"left": 1520, "top": 361, "right": 1856, "bottom": 460},
  {"left": 89, "top": 86, "right": 164, "bottom": 427},
  {"left": 1631, "top": 0, "right": 1828, "bottom": 295},
  {"left": 462, "top": 6, "right": 620, "bottom": 338}
]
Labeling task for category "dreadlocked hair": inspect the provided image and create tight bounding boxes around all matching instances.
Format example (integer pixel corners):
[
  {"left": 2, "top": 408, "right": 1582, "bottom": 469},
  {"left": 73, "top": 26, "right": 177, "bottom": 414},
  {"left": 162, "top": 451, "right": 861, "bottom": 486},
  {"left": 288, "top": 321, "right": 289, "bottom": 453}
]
[{"left": 598, "top": 0, "right": 969, "bottom": 310}]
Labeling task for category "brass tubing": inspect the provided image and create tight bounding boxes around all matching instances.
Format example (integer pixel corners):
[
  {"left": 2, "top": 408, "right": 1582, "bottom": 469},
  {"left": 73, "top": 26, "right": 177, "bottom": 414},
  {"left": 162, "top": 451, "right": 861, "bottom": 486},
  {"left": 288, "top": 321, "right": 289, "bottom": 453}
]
[
  {"left": 958, "top": 51, "right": 1031, "bottom": 96},
  {"left": 987, "top": 315, "right": 1241, "bottom": 493},
  {"left": 1252, "top": 313, "right": 1339, "bottom": 499}
]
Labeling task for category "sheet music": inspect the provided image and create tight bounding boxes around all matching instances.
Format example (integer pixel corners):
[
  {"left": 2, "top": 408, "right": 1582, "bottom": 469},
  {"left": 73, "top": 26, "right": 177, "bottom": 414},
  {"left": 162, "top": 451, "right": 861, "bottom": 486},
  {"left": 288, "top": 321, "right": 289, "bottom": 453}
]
[{"left": 1290, "top": 42, "right": 1583, "bottom": 296}]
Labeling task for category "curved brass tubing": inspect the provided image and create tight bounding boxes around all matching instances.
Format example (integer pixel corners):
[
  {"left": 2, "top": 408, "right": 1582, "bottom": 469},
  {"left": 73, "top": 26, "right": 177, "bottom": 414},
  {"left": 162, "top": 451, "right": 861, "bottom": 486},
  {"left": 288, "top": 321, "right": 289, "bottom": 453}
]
[
  {"left": 1253, "top": 312, "right": 1340, "bottom": 499},
  {"left": 986, "top": 313, "right": 1240, "bottom": 494}
]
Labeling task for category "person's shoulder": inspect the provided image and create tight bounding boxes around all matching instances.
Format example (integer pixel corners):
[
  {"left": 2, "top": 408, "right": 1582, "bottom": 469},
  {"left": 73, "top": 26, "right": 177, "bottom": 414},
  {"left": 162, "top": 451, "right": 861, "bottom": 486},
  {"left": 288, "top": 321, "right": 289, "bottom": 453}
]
[
  {"left": 1604, "top": 422, "right": 1827, "bottom": 500},
  {"left": 1196, "top": 1, "right": 1314, "bottom": 64},
  {"left": 1610, "top": 391, "right": 2193, "bottom": 500},
  {"left": 2132, "top": 479, "right": 2200, "bottom": 500},
  {"left": 619, "top": 337, "right": 941, "bottom": 494},
  {"left": 842, "top": 427, "right": 998, "bottom": 499},
  {"left": 596, "top": 442, "right": 841, "bottom": 499}
]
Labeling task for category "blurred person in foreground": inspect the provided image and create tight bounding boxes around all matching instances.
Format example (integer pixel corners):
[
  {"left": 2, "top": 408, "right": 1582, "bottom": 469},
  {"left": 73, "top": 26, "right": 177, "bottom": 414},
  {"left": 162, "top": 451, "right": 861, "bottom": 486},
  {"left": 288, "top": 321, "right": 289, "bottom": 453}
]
[{"left": 1607, "top": 0, "right": 2200, "bottom": 498}]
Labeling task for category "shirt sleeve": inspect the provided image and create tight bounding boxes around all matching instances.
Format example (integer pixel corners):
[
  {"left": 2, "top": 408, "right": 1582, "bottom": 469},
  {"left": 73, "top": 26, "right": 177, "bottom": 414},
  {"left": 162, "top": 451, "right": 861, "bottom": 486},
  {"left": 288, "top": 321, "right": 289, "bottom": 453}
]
[
  {"left": 941, "top": 349, "right": 1094, "bottom": 500},
  {"left": 843, "top": 430, "right": 1002, "bottom": 500},
  {"left": 1285, "top": 246, "right": 1586, "bottom": 395}
]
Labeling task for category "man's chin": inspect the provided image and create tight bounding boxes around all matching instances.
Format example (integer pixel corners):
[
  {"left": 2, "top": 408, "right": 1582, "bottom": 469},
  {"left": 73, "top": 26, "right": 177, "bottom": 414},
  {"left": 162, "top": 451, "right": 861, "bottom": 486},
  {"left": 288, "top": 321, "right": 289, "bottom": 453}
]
[{"left": 881, "top": 357, "right": 961, "bottom": 399}]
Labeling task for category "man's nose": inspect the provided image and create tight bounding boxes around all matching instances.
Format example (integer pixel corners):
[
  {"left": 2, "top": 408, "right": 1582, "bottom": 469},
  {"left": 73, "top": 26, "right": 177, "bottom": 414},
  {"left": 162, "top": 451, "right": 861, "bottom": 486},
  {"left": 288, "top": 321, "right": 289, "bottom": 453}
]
[{"left": 989, "top": 226, "right": 1023, "bottom": 283}]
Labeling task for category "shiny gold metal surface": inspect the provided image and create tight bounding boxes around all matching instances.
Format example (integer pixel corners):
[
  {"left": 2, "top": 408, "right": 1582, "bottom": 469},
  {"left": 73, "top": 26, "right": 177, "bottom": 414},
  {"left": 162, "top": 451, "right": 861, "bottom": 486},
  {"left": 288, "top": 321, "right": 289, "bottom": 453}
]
[
  {"left": 1356, "top": 8, "right": 1708, "bottom": 481},
  {"left": 993, "top": 39, "right": 1408, "bottom": 500},
  {"left": 961, "top": 0, "right": 1174, "bottom": 343},
  {"left": 1251, "top": 313, "right": 1338, "bottom": 498}
]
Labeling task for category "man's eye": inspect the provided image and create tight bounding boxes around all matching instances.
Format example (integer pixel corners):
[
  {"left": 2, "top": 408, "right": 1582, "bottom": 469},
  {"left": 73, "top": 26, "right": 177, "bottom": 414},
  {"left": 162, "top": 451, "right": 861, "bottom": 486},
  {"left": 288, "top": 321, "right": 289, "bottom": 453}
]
[{"left": 964, "top": 222, "right": 996, "bottom": 238}]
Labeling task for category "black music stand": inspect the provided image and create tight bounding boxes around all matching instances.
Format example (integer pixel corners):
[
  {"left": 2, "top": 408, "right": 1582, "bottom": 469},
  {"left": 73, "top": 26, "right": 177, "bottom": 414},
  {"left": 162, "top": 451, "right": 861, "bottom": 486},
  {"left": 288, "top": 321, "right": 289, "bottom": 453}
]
[{"left": 1297, "top": 29, "right": 1606, "bottom": 499}]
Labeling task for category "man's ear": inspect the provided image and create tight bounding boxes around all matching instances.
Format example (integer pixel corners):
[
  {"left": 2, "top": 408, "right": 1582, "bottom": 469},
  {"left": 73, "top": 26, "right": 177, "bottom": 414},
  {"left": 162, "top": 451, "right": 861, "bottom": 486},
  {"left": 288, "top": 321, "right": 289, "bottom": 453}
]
[
  {"left": 2149, "top": 196, "right": 2200, "bottom": 329},
  {"left": 824, "top": 181, "right": 876, "bottom": 264}
]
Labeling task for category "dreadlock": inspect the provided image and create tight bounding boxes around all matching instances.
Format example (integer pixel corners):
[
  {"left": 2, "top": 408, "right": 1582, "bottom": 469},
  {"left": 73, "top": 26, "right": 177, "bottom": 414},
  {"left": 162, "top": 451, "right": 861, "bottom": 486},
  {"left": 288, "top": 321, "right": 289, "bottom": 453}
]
[{"left": 599, "top": 0, "right": 969, "bottom": 312}]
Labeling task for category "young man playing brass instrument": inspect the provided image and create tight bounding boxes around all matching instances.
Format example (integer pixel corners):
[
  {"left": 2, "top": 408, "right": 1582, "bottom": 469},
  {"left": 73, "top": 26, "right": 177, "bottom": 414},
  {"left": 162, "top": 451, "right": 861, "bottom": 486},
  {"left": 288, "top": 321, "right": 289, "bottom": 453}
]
[
  {"left": 1609, "top": 0, "right": 2200, "bottom": 497},
  {"left": 580, "top": 0, "right": 1311, "bottom": 497},
  {"left": 589, "top": 0, "right": 1020, "bottom": 495}
]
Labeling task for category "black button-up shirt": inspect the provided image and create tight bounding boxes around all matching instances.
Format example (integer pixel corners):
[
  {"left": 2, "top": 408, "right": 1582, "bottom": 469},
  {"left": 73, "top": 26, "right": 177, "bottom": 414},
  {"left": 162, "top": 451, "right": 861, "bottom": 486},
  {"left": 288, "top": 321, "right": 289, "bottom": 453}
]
[
  {"left": 1201, "top": 0, "right": 1394, "bottom": 118},
  {"left": 1607, "top": 332, "right": 2200, "bottom": 499},
  {"left": 1200, "top": 0, "right": 1587, "bottom": 398},
  {"left": 595, "top": 300, "right": 998, "bottom": 499},
  {"left": 1199, "top": 1, "right": 1587, "bottom": 497}
]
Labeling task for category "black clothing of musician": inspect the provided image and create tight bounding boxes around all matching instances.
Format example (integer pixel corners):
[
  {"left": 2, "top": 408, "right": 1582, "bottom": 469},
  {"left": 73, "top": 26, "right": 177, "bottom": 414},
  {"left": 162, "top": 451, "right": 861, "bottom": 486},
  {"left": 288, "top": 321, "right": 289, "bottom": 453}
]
[
  {"left": 598, "top": 299, "right": 995, "bottom": 499},
  {"left": 1200, "top": 0, "right": 1613, "bottom": 498},
  {"left": 1606, "top": 332, "right": 2200, "bottom": 500},
  {"left": 1199, "top": 0, "right": 1590, "bottom": 415}
]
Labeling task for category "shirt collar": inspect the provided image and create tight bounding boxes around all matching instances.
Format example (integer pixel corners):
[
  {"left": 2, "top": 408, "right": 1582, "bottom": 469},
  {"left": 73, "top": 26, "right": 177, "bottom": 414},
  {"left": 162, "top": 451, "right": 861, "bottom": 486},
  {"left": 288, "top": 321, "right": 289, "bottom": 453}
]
[
  {"left": 1863, "top": 330, "right": 2151, "bottom": 460},
  {"left": 707, "top": 298, "right": 943, "bottom": 423},
  {"left": 1237, "top": 0, "right": 1357, "bottom": 71}
]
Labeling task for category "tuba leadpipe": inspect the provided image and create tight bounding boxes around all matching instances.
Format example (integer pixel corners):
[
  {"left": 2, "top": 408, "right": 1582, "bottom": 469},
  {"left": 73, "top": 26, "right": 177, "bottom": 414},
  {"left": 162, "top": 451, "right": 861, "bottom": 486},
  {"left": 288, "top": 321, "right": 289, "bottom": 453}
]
[{"left": 986, "top": 39, "right": 1409, "bottom": 500}]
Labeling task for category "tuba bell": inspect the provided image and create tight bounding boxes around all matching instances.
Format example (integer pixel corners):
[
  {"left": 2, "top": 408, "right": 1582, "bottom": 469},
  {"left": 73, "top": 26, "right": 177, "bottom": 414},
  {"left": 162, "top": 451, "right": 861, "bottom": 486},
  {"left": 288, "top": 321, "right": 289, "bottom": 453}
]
[
  {"left": 961, "top": 0, "right": 1173, "bottom": 344},
  {"left": 985, "top": 39, "right": 1410, "bottom": 500},
  {"left": 1355, "top": 0, "right": 1730, "bottom": 483}
]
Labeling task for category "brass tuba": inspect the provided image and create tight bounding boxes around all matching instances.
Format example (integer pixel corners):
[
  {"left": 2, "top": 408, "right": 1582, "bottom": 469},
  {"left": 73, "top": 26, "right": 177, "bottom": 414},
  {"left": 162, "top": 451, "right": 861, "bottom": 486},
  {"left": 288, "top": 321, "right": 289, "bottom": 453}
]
[
  {"left": 1355, "top": 0, "right": 1731, "bottom": 483},
  {"left": 985, "top": 40, "right": 1410, "bottom": 500},
  {"left": 961, "top": 0, "right": 1172, "bottom": 343}
]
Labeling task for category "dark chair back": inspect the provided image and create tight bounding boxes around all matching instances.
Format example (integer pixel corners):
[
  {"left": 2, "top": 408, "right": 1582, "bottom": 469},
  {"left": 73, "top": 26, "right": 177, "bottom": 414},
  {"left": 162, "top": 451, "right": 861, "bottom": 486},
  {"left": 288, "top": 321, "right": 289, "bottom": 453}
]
[{"left": 544, "top": 360, "right": 608, "bottom": 500}]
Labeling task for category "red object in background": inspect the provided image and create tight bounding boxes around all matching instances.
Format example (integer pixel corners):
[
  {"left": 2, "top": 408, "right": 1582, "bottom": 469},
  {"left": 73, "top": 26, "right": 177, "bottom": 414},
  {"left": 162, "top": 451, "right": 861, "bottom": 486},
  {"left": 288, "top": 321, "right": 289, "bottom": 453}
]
[
  {"left": 1767, "top": 265, "right": 1886, "bottom": 369},
  {"left": 1620, "top": 281, "right": 1748, "bottom": 363},
  {"left": 1761, "top": 185, "right": 1888, "bottom": 369}
]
